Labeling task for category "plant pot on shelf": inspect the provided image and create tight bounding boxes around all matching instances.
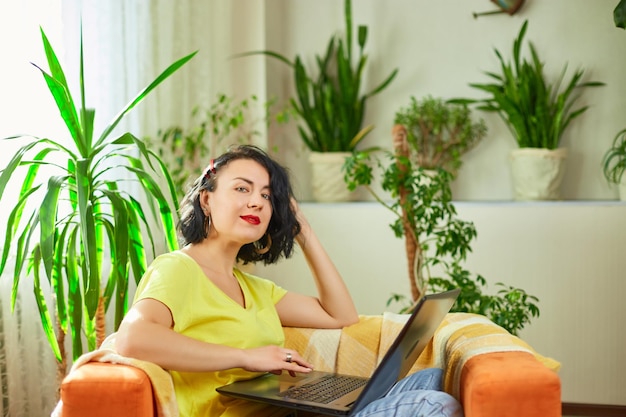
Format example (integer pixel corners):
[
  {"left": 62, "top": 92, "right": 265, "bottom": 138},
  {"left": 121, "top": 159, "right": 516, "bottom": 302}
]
[
  {"left": 309, "top": 151, "right": 353, "bottom": 202},
  {"left": 509, "top": 147, "right": 568, "bottom": 201}
]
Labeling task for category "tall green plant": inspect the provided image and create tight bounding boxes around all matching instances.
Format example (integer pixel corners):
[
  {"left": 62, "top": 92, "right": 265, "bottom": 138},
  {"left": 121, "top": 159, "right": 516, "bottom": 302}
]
[
  {"left": 454, "top": 20, "right": 604, "bottom": 150},
  {"left": 236, "top": 0, "right": 397, "bottom": 152},
  {"left": 344, "top": 148, "right": 540, "bottom": 335},
  {"left": 0, "top": 27, "right": 195, "bottom": 376}
]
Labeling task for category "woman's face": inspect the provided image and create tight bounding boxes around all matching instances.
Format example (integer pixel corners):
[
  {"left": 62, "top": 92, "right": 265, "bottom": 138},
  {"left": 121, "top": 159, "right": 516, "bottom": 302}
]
[{"left": 203, "top": 158, "right": 272, "bottom": 245}]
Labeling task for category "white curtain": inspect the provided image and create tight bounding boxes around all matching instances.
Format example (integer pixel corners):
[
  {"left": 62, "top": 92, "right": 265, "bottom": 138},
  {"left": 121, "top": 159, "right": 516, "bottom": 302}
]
[
  {"left": 60, "top": 0, "right": 269, "bottom": 142},
  {"left": 0, "top": 1, "right": 268, "bottom": 415}
]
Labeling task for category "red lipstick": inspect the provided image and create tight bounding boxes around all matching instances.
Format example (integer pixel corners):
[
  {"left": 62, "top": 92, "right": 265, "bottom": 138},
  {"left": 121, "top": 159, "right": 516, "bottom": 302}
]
[{"left": 241, "top": 215, "right": 261, "bottom": 225}]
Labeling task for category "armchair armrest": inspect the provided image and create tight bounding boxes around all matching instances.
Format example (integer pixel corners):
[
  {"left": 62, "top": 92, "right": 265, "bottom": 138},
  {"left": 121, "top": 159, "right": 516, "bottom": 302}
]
[
  {"left": 461, "top": 351, "right": 561, "bottom": 417},
  {"left": 60, "top": 362, "right": 155, "bottom": 417},
  {"left": 440, "top": 313, "right": 562, "bottom": 417}
]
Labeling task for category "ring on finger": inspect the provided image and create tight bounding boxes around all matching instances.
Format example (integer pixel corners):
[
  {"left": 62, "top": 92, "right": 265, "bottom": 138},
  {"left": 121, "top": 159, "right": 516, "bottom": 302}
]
[{"left": 285, "top": 352, "right": 292, "bottom": 363}]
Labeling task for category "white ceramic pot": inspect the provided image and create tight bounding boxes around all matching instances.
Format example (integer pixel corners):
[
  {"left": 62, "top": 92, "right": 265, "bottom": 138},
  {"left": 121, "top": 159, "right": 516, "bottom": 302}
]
[
  {"left": 308, "top": 151, "right": 353, "bottom": 202},
  {"left": 509, "top": 147, "right": 568, "bottom": 201}
]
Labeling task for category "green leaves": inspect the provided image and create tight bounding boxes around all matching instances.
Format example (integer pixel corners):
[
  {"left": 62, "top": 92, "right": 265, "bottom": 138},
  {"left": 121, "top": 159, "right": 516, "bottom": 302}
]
[
  {"left": 615, "top": 0, "right": 626, "bottom": 29},
  {"left": 345, "top": 149, "right": 477, "bottom": 275},
  {"left": 428, "top": 273, "right": 540, "bottom": 336},
  {"left": 1, "top": 25, "right": 193, "bottom": 365},
  {"left": 40, "top": 175, "right": 66, "bottom": 279},
  {"left": 36, "top": 28, "right": 85, "bottom": 152},
  {"left": 457, "top": 20, "right": 604, "bottom": 149},
  {"left": 238, "top": 0, "right": 397, "bottom": 152},
  {"left": 344, "top": 149, "right": 541, "bottom": 335},
  {"left": 394, "top": 96, "right": 487, "bottom": 174},
  {"left": 97, "top": 51, "right": 198, "bottom": 147},
  {"left": 602, "top": 128, "right": 626, "bottom": 184}
]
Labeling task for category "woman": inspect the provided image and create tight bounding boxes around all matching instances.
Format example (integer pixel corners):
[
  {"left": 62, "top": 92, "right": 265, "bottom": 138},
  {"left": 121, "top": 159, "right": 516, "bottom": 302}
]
[{"left": 115, "top": 145, "right": 462, "bottom": 417}]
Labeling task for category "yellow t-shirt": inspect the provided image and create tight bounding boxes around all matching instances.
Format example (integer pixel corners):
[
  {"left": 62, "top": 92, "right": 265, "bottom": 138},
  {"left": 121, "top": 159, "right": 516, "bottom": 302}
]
[{"left": 133, "top": 251, "right": 292, "bottom": 417}]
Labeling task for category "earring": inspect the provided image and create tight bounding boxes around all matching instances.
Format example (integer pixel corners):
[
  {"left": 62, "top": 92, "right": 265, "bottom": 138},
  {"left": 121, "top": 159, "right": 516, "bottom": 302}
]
[
  {"left": 255, "top": 234, "right": 272, "bottom": 255},
  {"left": 204, "top": 213, "right": 211, "bottom": 236}
]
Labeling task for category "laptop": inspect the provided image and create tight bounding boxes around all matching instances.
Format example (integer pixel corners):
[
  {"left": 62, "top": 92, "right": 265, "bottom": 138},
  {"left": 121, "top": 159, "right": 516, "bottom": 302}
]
[{"left": 217, "top": 288, "right": 460, "bottom": 416}]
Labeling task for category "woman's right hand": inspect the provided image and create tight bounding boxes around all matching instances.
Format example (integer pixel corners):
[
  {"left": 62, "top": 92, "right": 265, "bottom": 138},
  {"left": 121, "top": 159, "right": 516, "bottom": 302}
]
[{"left": 242, "top": 345, "right": 313, "bottom": 376}]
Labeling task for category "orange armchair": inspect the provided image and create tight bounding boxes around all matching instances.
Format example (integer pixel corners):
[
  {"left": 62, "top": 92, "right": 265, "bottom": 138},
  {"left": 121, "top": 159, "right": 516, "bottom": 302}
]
[{"left": 58, "top": 313, "right": 561, "bottom": 417}]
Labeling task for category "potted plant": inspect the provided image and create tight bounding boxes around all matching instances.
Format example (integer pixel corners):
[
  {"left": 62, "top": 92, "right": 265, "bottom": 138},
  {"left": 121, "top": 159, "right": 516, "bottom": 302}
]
[
  {"left": 393, "top": 95, "right": 487, "bottom": 177},
  {"left": 453, "top": 20, "right": 604, "bottom": 200},
  {"left": 344, "top": 132, "right": 540, "bottom": 336},
  {"left": 0, "top": 26, "right": 195, "bottom": 381},
  {"left": 237, "top": 0, "right": 398, "bottom": 202},
  {"left": 602, "top": 128, "right": 626, "bottom": 200}
]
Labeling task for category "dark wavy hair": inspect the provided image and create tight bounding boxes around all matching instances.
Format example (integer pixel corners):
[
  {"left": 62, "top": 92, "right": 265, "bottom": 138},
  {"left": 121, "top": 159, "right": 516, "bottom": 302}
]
[{"left": 177, "top": 145, "right": 301, "bottom": 265}]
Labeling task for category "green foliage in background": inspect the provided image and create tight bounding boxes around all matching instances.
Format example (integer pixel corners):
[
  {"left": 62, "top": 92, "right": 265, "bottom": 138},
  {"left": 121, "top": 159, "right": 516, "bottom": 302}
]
[{"left": 146, "top": 93, "right": 271, "bottom": 198}]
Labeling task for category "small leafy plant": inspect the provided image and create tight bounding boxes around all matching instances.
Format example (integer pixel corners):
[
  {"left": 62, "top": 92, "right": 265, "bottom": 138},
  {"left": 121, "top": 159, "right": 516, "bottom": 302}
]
[{"left": 394, "top": 96, "right": 487, "bottom": 175}]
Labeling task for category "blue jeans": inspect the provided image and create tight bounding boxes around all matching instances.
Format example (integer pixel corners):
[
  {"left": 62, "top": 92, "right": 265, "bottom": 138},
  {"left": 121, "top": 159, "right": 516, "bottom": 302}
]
[{"left": 352, "top": 368, "right": 463, "bottom": 417}]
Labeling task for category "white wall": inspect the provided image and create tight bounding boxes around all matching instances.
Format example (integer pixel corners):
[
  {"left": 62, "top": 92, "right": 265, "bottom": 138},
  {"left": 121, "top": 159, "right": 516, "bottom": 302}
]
[
  {"left": 256, "top": 202, "right": 626, "bottom": 405},
  {"left": 255, "top": 0, "right": 626, "bottom": 202},
  {"left": 252, "top": 1, "right": 626, "bottom": 404}
]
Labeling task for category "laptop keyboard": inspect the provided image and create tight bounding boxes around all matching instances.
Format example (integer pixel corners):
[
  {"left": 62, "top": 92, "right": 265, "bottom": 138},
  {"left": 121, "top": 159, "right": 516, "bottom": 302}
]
[{"left": 278, "top": 374, "right": 368, "bottom": 404}]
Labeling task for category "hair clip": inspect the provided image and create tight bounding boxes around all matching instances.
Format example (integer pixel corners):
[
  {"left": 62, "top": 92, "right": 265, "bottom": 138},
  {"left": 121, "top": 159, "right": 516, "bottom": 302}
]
[{"left": 204, "top": 159, "right": 217, "bottom": 181}]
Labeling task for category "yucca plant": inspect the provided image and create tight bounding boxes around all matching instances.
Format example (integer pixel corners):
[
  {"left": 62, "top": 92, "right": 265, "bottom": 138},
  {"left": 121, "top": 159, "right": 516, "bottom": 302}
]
[
  {"left": 454, "top": 20, "right": 604, "bottom": 150},
  {"left": 237, "top": 0, "right": 397, "bottom": 152},
  {"left": 0, "top": 26, "right": 195, "bottom": 379}
]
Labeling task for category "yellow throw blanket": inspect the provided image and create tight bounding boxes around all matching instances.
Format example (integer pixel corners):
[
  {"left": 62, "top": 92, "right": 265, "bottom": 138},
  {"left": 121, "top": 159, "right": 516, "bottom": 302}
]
[
  {"left": 284, "top": 312, "right": 561, "bottom": 401},
  {"left": 435, "top": 313, "right": 560, "bottom": 399},
  {"left": 51, "top": 333, "right": 178, "bottom": 417}
]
